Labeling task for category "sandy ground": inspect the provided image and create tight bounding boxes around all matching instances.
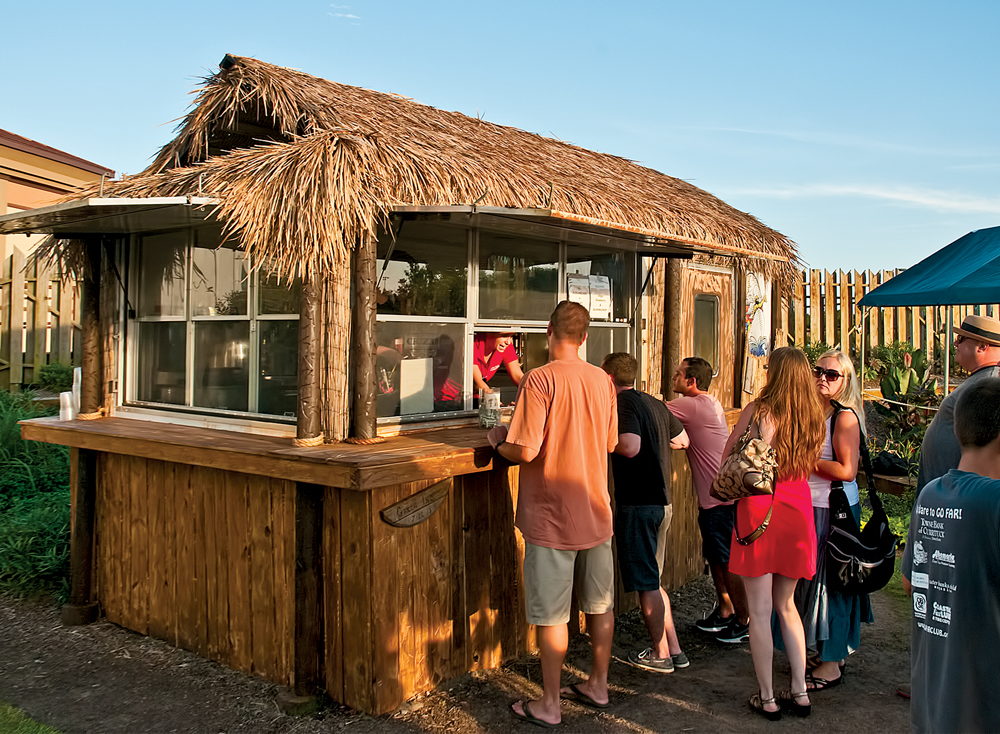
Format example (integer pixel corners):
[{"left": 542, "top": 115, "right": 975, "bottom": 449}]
[{"left": 0, "top": 574, "right": 911, "bottom": 733}]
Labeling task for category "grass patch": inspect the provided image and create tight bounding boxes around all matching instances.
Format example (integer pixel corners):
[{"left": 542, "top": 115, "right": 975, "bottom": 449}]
[
  {"left": 0, "top": 703, "right": 59, "bottom": 734},
  {"left": 0, "top": 391, "right": 70, "bottom": 601}
]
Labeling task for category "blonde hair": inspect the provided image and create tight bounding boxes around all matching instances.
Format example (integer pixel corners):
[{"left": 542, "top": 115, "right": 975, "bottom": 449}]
[
  {"left": 818, "top": 349, "right": 867, "bottom": 435},
  {"left": 757, "top": 347, "right": 827, "bottom": 480}
]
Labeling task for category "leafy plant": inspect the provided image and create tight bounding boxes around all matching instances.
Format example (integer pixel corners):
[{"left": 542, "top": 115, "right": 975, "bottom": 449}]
[
  {"left": 798, "top": 342, "right": 833, "bottom": 364},
  {"left": 36, "top": 362, "right": 74, "bottom": 393},
  {"left": 0, "top": 390, "right": 70, "bottom": 601}
]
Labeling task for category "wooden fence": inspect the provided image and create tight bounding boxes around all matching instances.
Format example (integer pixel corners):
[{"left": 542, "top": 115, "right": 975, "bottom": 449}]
[
  {"left": 0, "top": 248, "right": 81, "bottom": 391},
  {"left": 780, "top": 268, "right": 1000, "bottom": 363}
]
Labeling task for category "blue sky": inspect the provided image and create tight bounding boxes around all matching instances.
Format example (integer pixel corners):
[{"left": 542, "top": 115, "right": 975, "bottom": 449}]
[{"left": 4, "top": 0, "right": 998, "bottom": 270}]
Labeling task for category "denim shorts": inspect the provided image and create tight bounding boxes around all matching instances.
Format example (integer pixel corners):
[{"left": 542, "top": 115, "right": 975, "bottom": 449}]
[
  {"left": 614, "top": 504, "right": 672, "bottom": 593},
  {"left": 698, "top": 504, "right": 736, "bottom": 565}
]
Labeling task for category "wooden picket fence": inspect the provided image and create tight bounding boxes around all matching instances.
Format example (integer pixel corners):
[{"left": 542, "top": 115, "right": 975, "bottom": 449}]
[
  {"left": 0, "top": 248, "right": 81, "bottom": 391},
  {"left": 779, "top": 268, "right": 1000, "bottom": 362}
]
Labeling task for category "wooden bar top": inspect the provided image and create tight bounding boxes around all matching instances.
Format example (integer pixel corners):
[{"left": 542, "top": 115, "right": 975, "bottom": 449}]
[{"left": 20, "top": 417, "right": 498, "bottom": 491}]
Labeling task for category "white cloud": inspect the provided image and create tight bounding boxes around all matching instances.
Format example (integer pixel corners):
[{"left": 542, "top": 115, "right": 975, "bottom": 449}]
[
  {"left": 329, "top": 3, "right": 360, "bottom": 21},
  {"left": 723, "top": 183, "right": 1000, "bottom": 215}
]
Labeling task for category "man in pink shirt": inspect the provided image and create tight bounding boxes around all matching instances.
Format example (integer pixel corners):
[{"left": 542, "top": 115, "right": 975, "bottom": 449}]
[
  {"left": 667, "top": 357, "right": 749, "bottom": 644},
  {"left": 487, "top": 301, "right": 618, "bottom": 727}
]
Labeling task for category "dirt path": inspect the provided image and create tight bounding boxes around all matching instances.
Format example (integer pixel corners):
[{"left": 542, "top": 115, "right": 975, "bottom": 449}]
[{"left": 0, "top": 575, "right": 911, "bottom": 733}]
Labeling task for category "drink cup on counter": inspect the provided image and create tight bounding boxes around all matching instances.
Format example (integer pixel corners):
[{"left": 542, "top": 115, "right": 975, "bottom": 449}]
[
  {"left": 478, "top": 390, "right": 501, "bottom": 428},
  {"left": 59, "top": 391, "right": 77, "bottom": 421}
]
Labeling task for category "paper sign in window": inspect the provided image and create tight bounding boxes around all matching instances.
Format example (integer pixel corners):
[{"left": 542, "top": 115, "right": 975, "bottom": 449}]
[{"left": 399, "top": 358, "right": 434, "bottom": 415}]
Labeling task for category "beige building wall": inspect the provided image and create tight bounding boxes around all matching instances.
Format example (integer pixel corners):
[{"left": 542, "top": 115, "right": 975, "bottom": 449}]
[{"left": 0, "top": 130, "right": 113, "bottom": 259}]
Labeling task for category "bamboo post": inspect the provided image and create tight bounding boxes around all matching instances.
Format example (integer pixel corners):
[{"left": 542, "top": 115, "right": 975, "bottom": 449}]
[
  {"left": 277, "top": 482, "right": 324, "bottom": 715},
  {"left": 838, "top": 270, "right": 851, "bottom": 353},
  {"left": 62, "top": 241, "right": 102, "bottom": 626},
  {"left": 809, "top": 269, "right": 821, "bottom": 345},
  {"left": 823, "top": 270, "right": 835, "bottom": 346},
  {"left": 296, "top": 279, "right": 323, "bottom": 443},
  {"left": 351, "top": 235, "right": 377, "bottom": 440},
  {"left": 9, "top": 248, "right": 25, "bottom": 390}
]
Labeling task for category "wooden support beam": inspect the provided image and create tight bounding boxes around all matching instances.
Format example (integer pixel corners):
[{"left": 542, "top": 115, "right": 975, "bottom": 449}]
[
  {"left": 662, "top": 258, "right": 683, "bottom": 392},
  {"left": 80, "top": 242, "right": 102, "bottom": 414},
  {"left": 296, "top": 279, "right": 322, "bottom": 441},
  {"left": 351, "top": 237, "right": 377, "bottom": 439},
  {"left": 61, "top": 447, "right": 99, "bottom": 625},
  {"left": 277, "top": 482, "right": 324, "bottom": 715}
]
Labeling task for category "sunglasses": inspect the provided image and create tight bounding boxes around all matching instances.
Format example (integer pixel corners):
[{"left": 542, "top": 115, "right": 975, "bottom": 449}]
[{"left": 813, "top": 366, "right": 844, "bottom": 381}]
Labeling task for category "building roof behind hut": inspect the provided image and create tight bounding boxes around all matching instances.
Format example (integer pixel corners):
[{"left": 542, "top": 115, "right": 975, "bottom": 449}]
[{"left": 62, "top": 54, "right": 797, "bottom": 283}]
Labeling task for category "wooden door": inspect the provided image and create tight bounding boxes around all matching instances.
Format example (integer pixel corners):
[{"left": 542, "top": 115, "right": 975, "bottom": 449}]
[{"left": 680, "top": 265, "right": 735, "bottom": 409}]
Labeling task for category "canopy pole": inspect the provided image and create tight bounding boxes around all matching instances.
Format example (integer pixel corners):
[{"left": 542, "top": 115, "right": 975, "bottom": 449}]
[
  {"left": 860, "top": 307, "right": 867, "bottom": 401},
  {"left": 944, "top": 309, "right": 952, "bottom": 394}
]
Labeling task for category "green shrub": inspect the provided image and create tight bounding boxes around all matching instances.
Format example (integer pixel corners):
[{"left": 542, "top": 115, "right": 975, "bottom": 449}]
[
  {"left": 798, "top": 342, "right": 833, "bottom": 364},
  {"left": 0, "top": 703, "right": 59, "bottom": 734},
  {"left": 0, "top": 390, "right": 70, "bottom": 600},
  {"left": 36, "top": 362, "right": 74, "bottom": 393},
  {"left": 0, "top": 491, "right": 69, "bottom": 600}
]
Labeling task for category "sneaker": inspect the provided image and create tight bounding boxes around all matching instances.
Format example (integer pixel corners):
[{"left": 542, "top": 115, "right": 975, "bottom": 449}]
[
  {"left": 671, "top": 652, "right": 690, "bottom": 669},
  {"left": 694, "top": 607, "right": 733, "bottom": 633},
  {"left": 627, "top": 647, "right": 674, "bottom": 673},
  {"left": 716, "top": 618, "right": 750, "bottom": 644}
]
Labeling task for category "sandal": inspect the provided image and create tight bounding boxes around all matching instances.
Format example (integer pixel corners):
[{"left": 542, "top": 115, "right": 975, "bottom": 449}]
[
  {"left": 806, "top": 672, "right": 843, "bottom": 691},
  {"left": 777, "top": 689, "right": 812, "bottom": 717},
  {"left": 748, "top": 693, "right": 782, "bottom": 721},
  {"left": 511, "top": 700, "right": 559, "bottom": 728}
]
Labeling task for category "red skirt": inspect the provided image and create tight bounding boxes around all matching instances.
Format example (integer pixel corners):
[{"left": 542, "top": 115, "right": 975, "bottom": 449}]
[{"left": 729, "top": 477, "right": 816, "bottom": 580}]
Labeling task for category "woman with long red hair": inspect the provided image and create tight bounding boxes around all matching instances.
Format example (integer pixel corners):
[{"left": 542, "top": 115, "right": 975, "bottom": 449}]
[{"left": 724, "top": 347, "right": 826, "bottom": 720}]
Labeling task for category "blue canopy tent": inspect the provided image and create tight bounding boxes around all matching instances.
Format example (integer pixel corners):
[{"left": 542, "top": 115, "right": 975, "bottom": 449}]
[{"left": 859, "top": 225, "right": 1000, "bottom": 389}]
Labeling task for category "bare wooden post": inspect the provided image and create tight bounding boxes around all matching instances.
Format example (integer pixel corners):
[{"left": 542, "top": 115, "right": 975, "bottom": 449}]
[
  {"left": 62, "top": 241, "right": 102, "bottom": 626},
  {"left": 277, "top": 482, "right": 324, "bottom": 715},
  {"left": 662, "top": 258, "right": 683, "bottom": 392},
  {"left": 351, "top": 236, "right": 377, "bottom": 439},
  {"left": 296, "top": 279, "right": 323, "bottom": 442}
]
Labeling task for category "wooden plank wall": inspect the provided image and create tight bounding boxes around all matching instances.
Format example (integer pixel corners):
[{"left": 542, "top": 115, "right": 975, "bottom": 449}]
[
  {"left": 680, "top": 266, "right": 735, "bottom": 409},
  {"left": 784, "top": 268, "right": 1000, "bottom": 357},
  {"left": 95, "top": 454, "right": 295, "bottom": 686},
  {"left": 0, "top": 249, "right": 81, "bottom": 390}
]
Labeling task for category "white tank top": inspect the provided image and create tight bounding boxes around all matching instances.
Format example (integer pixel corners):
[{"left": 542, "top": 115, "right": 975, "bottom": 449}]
[{"left": 808, "top": 419, "right": 860, "bottom": 508}]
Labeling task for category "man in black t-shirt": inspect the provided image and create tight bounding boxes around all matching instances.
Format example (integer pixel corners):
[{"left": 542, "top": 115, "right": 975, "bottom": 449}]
[{"left": 602, "top": 353, "right": 690, "bottom": 673}]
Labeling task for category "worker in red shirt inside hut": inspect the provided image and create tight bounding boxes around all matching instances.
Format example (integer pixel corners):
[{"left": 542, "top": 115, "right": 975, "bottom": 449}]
[{"left": 473, "top": 332, "right": 524, "bottom": 394}]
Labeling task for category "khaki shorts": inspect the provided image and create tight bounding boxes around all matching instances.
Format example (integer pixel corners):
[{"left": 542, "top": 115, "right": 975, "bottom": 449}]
[{"left": 523, "top": 539, "right": 615, "bottom": 625}]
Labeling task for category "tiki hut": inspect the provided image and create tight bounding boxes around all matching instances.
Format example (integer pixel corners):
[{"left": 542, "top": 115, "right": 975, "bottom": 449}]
[{"left": 0, "top": 54, "right": 797, "bottom": 714}]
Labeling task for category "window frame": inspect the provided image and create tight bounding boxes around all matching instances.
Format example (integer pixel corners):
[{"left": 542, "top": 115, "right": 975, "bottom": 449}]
[
  {"left": 376, "top": 216, "right": 639, "bottom": 426},
  {"left": 692, "top": 292, "right": 721, "bottom": 377},
  {"left": 123, "top": 228, "right": 300, "bottom": 423}
]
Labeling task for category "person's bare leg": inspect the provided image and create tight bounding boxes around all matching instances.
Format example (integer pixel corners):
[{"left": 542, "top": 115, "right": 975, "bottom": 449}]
[
  {"left": 513, "top": 623, "right": 566, "bottom": 725},
  {"left": 742, "top": 573, "right": 780, "bottom": 713},
  {"left": 772, "top": 574, "right": 810, "bottom": 702},
  {"left": 708, "top": 562, "right": 736, "bottom": 618},
  {"left": 726, "top": 568, "right": 750, "bottom": 623},
  {"left": 560, "top": 611, "right": 613, "bottom": 705},
  {"left": 637, "top": 589, "right": 669, "bottom": 658},
  {"left": 660, "top": 588, "right": 683, "bottom": 655}
]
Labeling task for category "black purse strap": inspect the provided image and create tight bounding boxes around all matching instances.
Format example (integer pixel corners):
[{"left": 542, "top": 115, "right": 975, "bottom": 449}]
[{"left": 829, "top": 399, "right": 887, "bottom": 519}]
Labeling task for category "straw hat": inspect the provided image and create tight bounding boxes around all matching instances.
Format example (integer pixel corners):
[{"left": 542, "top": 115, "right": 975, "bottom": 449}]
[{"left": 953, "top": 314, "right": 1000, "bottom": 347}]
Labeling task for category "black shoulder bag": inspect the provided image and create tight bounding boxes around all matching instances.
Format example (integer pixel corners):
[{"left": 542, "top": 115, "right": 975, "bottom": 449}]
[{"left": 825, "top": 400, "right": 900, "bottom": 594}]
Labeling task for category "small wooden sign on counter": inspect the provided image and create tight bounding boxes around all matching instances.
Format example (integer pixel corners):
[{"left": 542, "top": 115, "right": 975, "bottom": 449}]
[{"left": 380, "top": 479, "right": 450, "bottom": 527}]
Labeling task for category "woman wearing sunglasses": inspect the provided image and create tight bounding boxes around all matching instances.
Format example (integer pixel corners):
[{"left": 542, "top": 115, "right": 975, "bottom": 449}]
[
  {"left": 780, "top": 351, "right": 874, "bottom": 691},
  {"left": 726, "top": 347, "right": 826, "bottom": 720}
]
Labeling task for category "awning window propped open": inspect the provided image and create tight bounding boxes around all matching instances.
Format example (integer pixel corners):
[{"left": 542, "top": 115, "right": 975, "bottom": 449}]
[{"left": 0, "top": 197, "right": 219, "bottom": 237}]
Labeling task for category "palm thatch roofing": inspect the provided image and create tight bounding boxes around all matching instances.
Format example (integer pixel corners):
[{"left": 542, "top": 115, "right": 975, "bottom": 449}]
[{"left": 50, "top": 54, "right": 798, "bottom": 283}]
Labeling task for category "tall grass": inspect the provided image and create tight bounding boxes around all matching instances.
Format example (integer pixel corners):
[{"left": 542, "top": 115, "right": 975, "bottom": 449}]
[{"left": 0, "top": 392, "right": 70, "bottom": 600}]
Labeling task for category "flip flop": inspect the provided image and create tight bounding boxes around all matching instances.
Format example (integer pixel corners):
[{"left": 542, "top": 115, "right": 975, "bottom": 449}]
[
  {"left": 561, "top": 683, "right": 610, "bottom": 709},
  {"left": 806, "top": 672, "right": 843, "bottom": 691},
  {"left": 511, "top": 700, "right": 558, "bottom": 728}
]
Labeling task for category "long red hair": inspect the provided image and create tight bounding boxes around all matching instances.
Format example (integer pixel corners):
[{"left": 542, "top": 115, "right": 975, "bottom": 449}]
[{"left": 757, "top": 347, "right": 826, "bottom": 480}]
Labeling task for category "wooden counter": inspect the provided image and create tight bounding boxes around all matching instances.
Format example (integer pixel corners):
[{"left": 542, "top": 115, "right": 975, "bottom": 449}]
[{"left": 21, "top": 417, "right": 498, "bottom": 490}]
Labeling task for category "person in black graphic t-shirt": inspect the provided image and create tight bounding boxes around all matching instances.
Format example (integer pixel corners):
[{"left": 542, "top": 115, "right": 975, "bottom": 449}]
[
  {"left": 602, "top": 353, "right": 690, "bottom": 673},
  {"left": 903, "top": 378, "right": 1000, "bottom": 733}
]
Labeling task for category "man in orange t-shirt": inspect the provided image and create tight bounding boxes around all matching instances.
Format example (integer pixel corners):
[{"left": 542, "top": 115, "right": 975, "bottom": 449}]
[{"left": 487, "top": 301, "right": 618, "bottom": 727}]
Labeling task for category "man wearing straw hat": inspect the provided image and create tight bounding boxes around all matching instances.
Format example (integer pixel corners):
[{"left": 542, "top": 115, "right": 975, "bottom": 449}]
[{"left": 917, "top": 314, "right": 1000, "bottom": 491}]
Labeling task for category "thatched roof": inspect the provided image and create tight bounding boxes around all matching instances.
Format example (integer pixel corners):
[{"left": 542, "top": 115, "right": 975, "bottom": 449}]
[{"left": 52, "top": 54, "right": 798, "bottom": 282}]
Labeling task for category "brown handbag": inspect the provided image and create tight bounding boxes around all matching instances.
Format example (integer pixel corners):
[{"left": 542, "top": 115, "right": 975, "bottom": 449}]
[{"left": 710, "top": 409, "right": 777, "bottom": 502}]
